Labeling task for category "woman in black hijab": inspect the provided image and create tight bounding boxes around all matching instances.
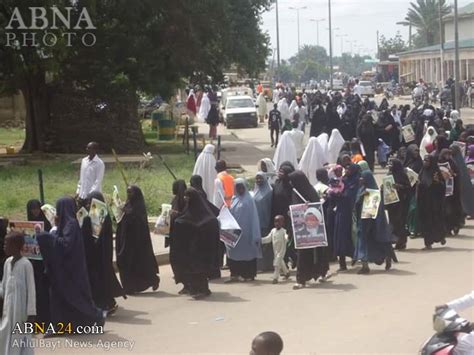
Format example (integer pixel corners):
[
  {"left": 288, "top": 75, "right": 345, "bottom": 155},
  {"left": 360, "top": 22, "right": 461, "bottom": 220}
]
[
  {"left": 310, "top": 102, "right": 327, "bottom": 137},
  {"left": 403, "top": 144, "right": 423, "bottom": 173},
  {"left": 357, "top": 113, "right": 377, "bottom": 171},
  {"left": 451, "top": 144, "right": 474, "bottom": 218},
  {"left": 171, "top": 188, "right": 220, "bottom": 299},
  {"left": 438, "top": 148, "right": 464, "bottom": 235},
  {"left": 271, "top": 163, "right": 296, "bottom": 268},
  {"left": 116, "top": 186, "right": 160, "bottom": 294},
  {"left": 403, "top": 144, "right": 423, "bottom": 236},
  {"left": 82, "top": 191, "right": 125, "bottom": 314},
  {"left": 37, "top": 197, "right": 105, "bottom": 331},
  {"left": 289, "top": 171, "right": 329, "bottom": 289},
  {"left": 26, "top": 199, "right": 51, "bottom": 324},
  {"left": 385, "top": 159, "right": 411, "bottom": 250},
  {"left": 417, "top": 155, "right": 447, "bottom": 249},
  {"left": 190, "top": 175, "right": 207, "bottom": 200}
]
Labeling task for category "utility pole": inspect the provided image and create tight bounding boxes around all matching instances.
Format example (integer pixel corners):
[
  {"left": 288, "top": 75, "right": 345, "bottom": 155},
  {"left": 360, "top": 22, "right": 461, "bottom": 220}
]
[
  {"left": 328, "top": 0, "right": 333, "bottom": 90},
  {"left": 310, "top": 18, "right": 325, "bottom": 47},
  {"left": 376, "top": 30, "right": 380, "bottom": 59},
  {"left": 439, "top": 0, "right": 445, "bottom": 86},
  {"left": 289, "top": 6, "right": 307, "bottom": 53},
  {"left": 276, "top": 0, "right": 280, "bottom": 67},
  {"left": 454, "top": 0, "right": 461, "bottom": 111}
]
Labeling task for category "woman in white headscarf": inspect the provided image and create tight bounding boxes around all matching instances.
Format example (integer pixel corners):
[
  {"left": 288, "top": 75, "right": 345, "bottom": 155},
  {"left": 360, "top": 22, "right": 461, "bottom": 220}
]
[
  {"left": 257, "top": 158, "right": 277, "bottom": 184},
  {"left": 299, "top": 137, "right": 325, "bottom": 185},
  {"left": 256, "top": 93, "right": 267, "bottom": 123},
  {"left": 327, "top": 129, "right": 345, "bottom": 164},
  {"left": 277, "top": 97, "right": 290, "bottom": 121},
  {"left": 192, "top": 144, "right": 217, "bottom": 202},
  {"left": 273, "top": 131, "right": 298, "bottom": 170},
  {"left": 420, "top": 126, "right": 438, "bottom": 158},
  {"left": 198, "top": 93, "right": 211, "bottom": 123},
  {"left": 289, "top": 99, "right": 298, "bottom": 120},
  {"left": 316, "top": 133, "right": 329, "bottom": 165}
]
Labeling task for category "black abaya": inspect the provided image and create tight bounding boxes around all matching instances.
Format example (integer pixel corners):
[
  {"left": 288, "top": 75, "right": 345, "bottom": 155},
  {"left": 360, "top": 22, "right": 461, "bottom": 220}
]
[{"left": 116, "top": 186, "right": 160, "bottom": 294}]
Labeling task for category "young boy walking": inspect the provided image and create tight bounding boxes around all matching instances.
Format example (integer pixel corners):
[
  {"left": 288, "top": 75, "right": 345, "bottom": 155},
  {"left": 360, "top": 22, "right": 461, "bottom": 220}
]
[
  {"left": 0, "top": 231, "right": 36, "bottom": 354},
  {"left": 261, "top": 215, "right": 290, "bottom": 284}
]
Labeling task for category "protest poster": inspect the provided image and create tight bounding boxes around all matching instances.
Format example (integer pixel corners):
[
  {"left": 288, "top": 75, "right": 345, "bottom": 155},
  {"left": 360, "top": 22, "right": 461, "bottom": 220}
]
[
  {"left": 89, "top": 198, "right": 108, "bottom": 238},
  {"left": 401, "top": 125, "right": 416, "bottom": 143},
  {"left": 382, "top": 175, "right": 400, "bottom": 205},
  {"left": 217, "top": 206, "right": 242, "bottom": 248},
  {"left": 9, "top": 221, "right": 43, "bottom": 260},
  {"left": 405, "top": 167, "right": 419, "bottom": 187},
  {"left": 452, "top": 141, "right": 466, "bottom": 157},
  {"left": 41, "top": 204, "right": 56, "bottom": 227},
  {"left": 77, "top": 207, "right": 88, "bottom": 228},
  {"left": 110, "top": 185, "right": 125, "bottom": 223},
  {"left": 289, "top": 202, "right": 328, "bottom": 249},
  {"left": 361, "top": 189, "right": 381, "bottom": 219},
  {"left": 155, "top": 204, "right": 172, "bottom": 235},
  {"left": 438, "top": 162, "right": 454, "bottom": 196}
]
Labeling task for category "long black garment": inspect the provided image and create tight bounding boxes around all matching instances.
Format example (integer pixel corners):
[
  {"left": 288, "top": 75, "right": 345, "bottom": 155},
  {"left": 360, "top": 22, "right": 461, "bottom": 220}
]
[
  {"left": 26, "top": 199, "right": 52, "bottom": 324},
  {"left": 357, "top": 115, "right": 377, "bottom": 171},
  {"left": 171, "top": 188, "right": 220, "bottom": 295},
  {"left": 439, "top": 151, "right": 464, "bottom": 233},
  {"left": 169, "top": 180, "right": 187, "bottom": 283},
  {"left": 417, "top": 156, "right": 447, "bottom": 247},
  {"left": 116, "top": 186, "right": 160, "bottom": 294},
  {"left": 289, "top": 171, "right": 329, "bottom": 284},
  {"left": 81, "top": 192, "right": 125, "bottom": 310},
  {"left": 310, "top": 104, "right": 326, "bottom": 137},
  {"left": 385, "top": 160, "right": 411, "bottom": 249},
  {"left": 37, "top": 197, "right": 103, "bottom": 330}
]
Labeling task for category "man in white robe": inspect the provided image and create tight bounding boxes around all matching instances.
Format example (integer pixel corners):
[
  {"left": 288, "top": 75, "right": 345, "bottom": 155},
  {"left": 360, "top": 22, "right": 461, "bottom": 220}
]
[
  {"left": 256, "top": 93, "right": 267, "bottom": 123},
  {"left": 192, "top": 144, "right": 217, "bottom": 203}
]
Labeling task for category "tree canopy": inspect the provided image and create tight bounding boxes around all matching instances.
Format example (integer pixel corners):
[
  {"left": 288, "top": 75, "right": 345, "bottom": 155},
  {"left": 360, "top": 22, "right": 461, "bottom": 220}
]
[{"left": 378, "top": 32, "right": 407, "bottom": 60}]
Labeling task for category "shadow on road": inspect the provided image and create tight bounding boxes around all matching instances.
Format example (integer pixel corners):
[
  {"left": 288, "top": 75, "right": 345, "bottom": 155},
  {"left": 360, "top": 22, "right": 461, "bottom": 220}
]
[
  {"left": 307, "top": 281, "right": 357, "bottom": 292},
  {"left": 402, "top": 246, "right": 473, "bottom": 253},
  {"left": 196, "top": 291, "right": 248, "bottom": 303},
  {"left": 106, "top": 308, "right": 152, "bottom": 325},
  {"left": 131, "top": 291, "right": 179, "bottom": 298}
]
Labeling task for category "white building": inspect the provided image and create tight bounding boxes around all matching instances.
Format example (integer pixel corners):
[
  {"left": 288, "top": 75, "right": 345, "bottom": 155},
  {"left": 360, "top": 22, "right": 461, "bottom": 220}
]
[{"left": 398, "top": 2, "right": 474, "bottom": 85}]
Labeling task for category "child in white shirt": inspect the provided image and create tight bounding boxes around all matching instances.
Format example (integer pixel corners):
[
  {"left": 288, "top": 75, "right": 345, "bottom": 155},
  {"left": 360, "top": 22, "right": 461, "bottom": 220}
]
[{"left": 261, "top": 215, "right": 290, "bottom": 284}]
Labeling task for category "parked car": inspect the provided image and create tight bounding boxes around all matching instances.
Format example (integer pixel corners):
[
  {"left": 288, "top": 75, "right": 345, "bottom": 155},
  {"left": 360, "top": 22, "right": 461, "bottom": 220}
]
[
  {"left": 359, "top": 81, "right": 375, "bottom": 97},
  {"left": 223, "top": 95, "right": 258, "bottom": 128}
]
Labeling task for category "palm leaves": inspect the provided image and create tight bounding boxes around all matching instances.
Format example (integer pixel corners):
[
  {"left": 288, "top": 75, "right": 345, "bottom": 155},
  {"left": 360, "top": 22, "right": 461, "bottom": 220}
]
[{"left": 404, "top": 0, "right": 451, "bottom": 47}]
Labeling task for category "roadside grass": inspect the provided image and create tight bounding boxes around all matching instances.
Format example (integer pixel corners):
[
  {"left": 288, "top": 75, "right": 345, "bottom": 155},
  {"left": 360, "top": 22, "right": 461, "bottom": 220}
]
[
  {"left": 0, "top": 128, "right": 25, "bottom": 149},
  {"left": 0, "top": 154, "right": 194, "bottom": 220}
]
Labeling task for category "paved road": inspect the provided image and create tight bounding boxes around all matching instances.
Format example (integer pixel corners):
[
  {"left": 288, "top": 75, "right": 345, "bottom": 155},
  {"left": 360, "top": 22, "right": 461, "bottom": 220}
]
[{"left": 36, "top": 233, "right": 473, "bottom": 354}]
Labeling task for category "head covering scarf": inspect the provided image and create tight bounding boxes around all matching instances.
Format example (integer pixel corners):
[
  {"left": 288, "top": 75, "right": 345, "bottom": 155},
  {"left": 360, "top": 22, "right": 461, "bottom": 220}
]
[
  {"left": 252, "top": 172, "right": 273, "bottom": 231},
  {"left": 192, "top": 144, "right": 217, "bottom": 201},
  {"left": 420, "top": 126, "right": 438, "bottom": 158},
  {"left": 171, "top": 180, "right": 187, "bottom": 213},
  {"left": 404, "top": 144, "right": 423, "bottom": 173},
  {"left": 273, "top": 131, "right": 298, "bottom": 170},
  {"left": 190, "top": 175, "right": 207, "bottom": 199},
  {"left": 257, "top": 93, "right": 267, "bottom": 116},
  {"left": 176, "top": 188, "right": 216, "bottom": 227},
  {"left": 257, "top": 158, "right": 277, "bottom": 184},
  {"left": 357, "top": 160, "right": 370, "bottom": 172},
  {"left": 418, "top": 155, "right": 441, "bottom": 187},
  {"left": 466, "top": 145, "right": 474, "bottom": 164},
  {"left": 390, "top": 158, "right": 411, "bottom": 187},
  {"left": 328, "top": 129, "right": 345, "bottom": 164},
  {"left": 198, "top": 93, "right": 211, "bottom": 122},
  {"left": 229, "top": 179, "right": 262, "bottom": 260},
  {"left": 298, "top": 137, "right": 325, "bottom": 185},
  {"left": 124, "top": 185, "right": 148, "bottom": 221},
  {"left": 451, "top": 144, "right": 474, "bottom": 216},
  {"left": 277, "top": 97, "right": 290, "bottom": 121},
  {"left": 316, "top": 133, "right": 329, "bottom": 165},
  {"left": 288, "top": 170, "right": 320, "bottom": 203},
  {"left": 27, "top": 199, "right": 52, "bottom": 231}
]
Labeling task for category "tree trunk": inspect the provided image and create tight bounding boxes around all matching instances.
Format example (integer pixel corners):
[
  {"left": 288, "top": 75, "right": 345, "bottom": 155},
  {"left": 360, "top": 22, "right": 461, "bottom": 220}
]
[{"left": 21, "top": 72, "right": 51, "bottom": 153}]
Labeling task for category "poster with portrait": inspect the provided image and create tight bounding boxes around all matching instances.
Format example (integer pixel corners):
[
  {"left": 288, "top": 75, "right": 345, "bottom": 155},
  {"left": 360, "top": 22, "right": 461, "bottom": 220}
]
[
  {"left": 77, "top": 207, "right": 88, "bottom": 228},
  {"left": 405, "top": 167, "right": 419, "bottom": 187},
  {"left": 402, "top": 125, "right": 416, "bottom": 143},
  {"left": 9, "top": 221, "right": 43, "bottom": 260},
  {"left": 41, "top": 204, "right": 56, "bottom": 227},
  {"left": 289, "top": 202, "right": 327, "bottom": 249},
  {"left": 382, "top": 175, "right": 400, "bottom": 205},
  {"left": 438, "top": 162, "right": 453, "bottom": 196},
  {"left": 217, "top": 206, "right": 242, "bottom": 248},
  {"left": 452, "top": 141, "right": 466, "bottom": 157},
  {"left": 361, "top": 189, "right": 381, "bottom": 219},
  {"left": 89, "top": 198, "right": 108, "bottom": 238}
]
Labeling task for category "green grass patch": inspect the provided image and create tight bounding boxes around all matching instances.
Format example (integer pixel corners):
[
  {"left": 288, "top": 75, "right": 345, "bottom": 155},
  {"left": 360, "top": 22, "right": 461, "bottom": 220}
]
[
  {"left": 0, "top": 128, "right": 25, "bottom": 149},
  {"left": 0, "top": 154, "right": 195, "bottom": 220}
]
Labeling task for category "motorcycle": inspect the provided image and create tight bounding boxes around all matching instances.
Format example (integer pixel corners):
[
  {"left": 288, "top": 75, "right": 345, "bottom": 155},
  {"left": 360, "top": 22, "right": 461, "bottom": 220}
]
[{"left": 420, "top": 307, "right": 472, "bottom": 355}]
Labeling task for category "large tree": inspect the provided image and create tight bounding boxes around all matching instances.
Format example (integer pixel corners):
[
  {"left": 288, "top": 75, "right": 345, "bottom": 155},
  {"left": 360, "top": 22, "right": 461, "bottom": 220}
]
[
  {"left": 379, "top": 32, "right": 408, "bottom": 60},
  {"left": 404, "top": 0, "right": 451, "bottom": 47},
  {"left": 0, "top": 0, "right": 270, "bottom": 152}
]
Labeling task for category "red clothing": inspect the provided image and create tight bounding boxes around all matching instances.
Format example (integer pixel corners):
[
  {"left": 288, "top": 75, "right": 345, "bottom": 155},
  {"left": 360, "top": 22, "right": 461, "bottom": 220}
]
[{"left": 187, "top": 96, "right": 196, "bottom": 114}]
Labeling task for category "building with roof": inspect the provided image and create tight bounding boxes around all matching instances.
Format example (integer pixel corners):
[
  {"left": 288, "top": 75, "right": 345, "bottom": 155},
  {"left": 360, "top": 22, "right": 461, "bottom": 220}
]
[{"left": 398, "top": 2, "right": 474, "bottom": 85}]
